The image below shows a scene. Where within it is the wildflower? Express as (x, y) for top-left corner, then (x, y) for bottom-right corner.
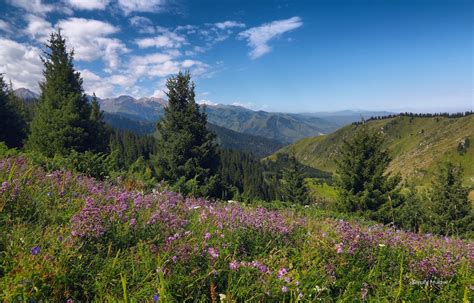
(67, 299), (73, 303)
(208, 247), (219, 258)
(361, 283), (368, 300)
(172, 256), (177, 263)
(219, 294), (227, 302)
(153, 294), (159, 302)
(47, 192), (52, 197)
(281, 286), (288, 293)
(335, 243), (343, 254)
(204, 232), (212, 240)
(378, 243), (386, 247)
(30, 246), (40, 256)
(277, 268), (287, 279)
(129, 218), (137, 226)
(229, 261), (239, 270)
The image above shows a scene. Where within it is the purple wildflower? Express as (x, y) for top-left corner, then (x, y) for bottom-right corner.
(281, 286), (288, 293)
(208, 247), (219, 258)
(30, 246), (40, 256)
(335, 243), (343, 254)
(153, 294), (159, 302)
(277, 268), (287, 279)
(229, 261), (239, 270)
(204, 232), (211, 240)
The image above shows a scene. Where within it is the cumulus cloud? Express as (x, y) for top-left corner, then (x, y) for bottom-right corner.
(135, 32), (186, 49)
(57, 18), (129, 71)
(24, 15), (53, 42)
(0, 38), (43, 92)
(65, 0), (111, 10)
(239, 16), (302, 59)
(214, 21), (245, 30)
(7, 0), (55, 15)
(117, 0), (166, 15)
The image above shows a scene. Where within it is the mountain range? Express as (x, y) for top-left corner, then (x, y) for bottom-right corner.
(13, 88), (392, 157)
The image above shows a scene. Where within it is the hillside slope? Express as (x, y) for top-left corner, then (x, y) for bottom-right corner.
(269, 115), (474, 186)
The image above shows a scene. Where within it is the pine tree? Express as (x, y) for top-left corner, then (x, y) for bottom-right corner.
(428, 162), (473, 236)
(335, 122), (402, 221)
(0, 74), (27, 148)
(280, 155), (309, 204)
(154, 71), (220, 197)
(27, 30), (93, 156)
(89, 93), (109, 152)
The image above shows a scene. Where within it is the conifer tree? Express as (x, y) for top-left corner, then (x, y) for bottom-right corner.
(280, 155), (309, 204)
(335, 122), (402, 221)
(428, 162), (473, 236)
(89, 93), (109, 152)
(154, 71), (220, 197)
(0, 74), (27, 148)
(27, 30), (93, 156)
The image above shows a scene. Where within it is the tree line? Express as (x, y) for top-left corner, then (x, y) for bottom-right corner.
(353, 111), (473, 125)
(0, 30), (302, 203)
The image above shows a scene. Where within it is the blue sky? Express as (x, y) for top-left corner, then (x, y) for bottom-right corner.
(0, 0), (472, 113)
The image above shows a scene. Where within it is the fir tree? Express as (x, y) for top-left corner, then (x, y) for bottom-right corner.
(428, 162), (473, 236)
(0, 74), (27, 148)
(89, 93), (109, 152)
(335, 122), (402, 221)
(154, 71), (220, 197)
(27, 30), (93, 156)
(280, 155), (309, 204)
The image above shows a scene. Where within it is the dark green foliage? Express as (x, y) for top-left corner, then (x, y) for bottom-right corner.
(457, 137), (470, 155)
(335, 123), (402, 221)
(153, 72), (220, 197)
(0, 75), (27, 148)
(395, 186), (427, 233)
(280, 155), (309, 204)
(89, 93), (110, 153)
(109, 130), (158, 170)
(27, 30), (94, 156)
(207, 123), (284, 158)
(218, 149), (270, 201)
(427, 162), (473, 236)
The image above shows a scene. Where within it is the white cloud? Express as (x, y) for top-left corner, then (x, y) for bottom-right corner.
(239, 16), (302, 59)
(24, 15), (53, 42)
(129, 16), (155, 34)
(153, 88), (167, 98)
(7, 0), (55, 15)
(80, 69), (115, 97)
(117, 0), (166, 14)
(57, 18), (129, 71)
(65, 0), (111, 10)
(197, 99), (217, 106)
(135, 32), (186, 49)
(0, 38), (43, 92)
(0, 20), (13, 34)
(214, 21), (245, 30)
(231, 101), (269, 111)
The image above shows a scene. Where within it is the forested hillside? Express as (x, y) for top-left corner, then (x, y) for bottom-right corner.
(270, 114), (474, 186)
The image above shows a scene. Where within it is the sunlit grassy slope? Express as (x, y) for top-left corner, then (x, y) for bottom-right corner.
(268, 115), (474, 187)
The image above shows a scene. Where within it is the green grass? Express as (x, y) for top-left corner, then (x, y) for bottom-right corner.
(269, 115), (474, 186)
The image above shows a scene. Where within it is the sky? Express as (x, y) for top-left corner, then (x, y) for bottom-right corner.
(0, 0), (472, 113)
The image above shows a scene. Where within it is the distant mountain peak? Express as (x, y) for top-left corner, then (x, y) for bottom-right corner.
(13, 88), (39, 101)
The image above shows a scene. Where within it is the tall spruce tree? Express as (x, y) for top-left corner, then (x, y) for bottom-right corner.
(154, 71), (220, 197)
(335, 122), (402, 221)
(89, 93), (109, 152)
(428, 162), (473, 236)
(280, 155), (309, 204)
(27, 30), (93, 156)
(0, 74), (27, 148)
